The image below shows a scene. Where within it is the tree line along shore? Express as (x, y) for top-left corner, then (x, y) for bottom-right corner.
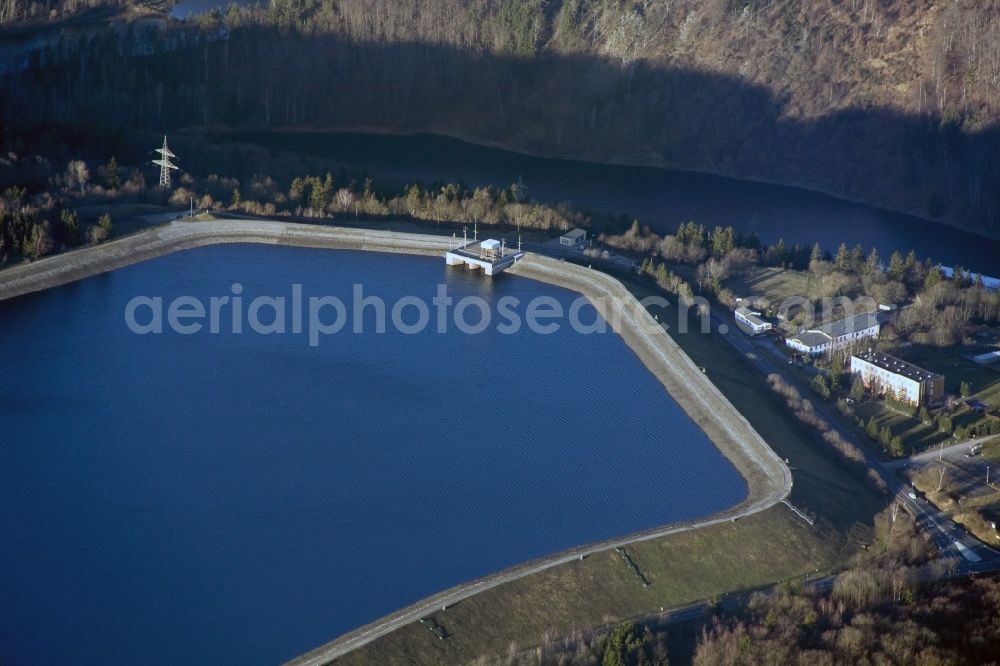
(4, 0), (1000, 238)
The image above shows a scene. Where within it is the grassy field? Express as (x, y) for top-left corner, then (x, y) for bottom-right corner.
(725, 267), (816, 304)
(337, 508), (845, 665)
(981, 437), (1000, 461)
(333, 274), (888, 665)
(772, 354), (953, 457)
(723, 266), (870, 316)
(980, 380), (1000, 410)
(893, 345), (1000, 448)
(900, 344), (1000, 404)
(853, 401), (950, 455)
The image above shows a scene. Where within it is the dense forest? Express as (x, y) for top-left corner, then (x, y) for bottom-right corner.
(0, 0), (135, 24)
(2, 0), (1000, 238)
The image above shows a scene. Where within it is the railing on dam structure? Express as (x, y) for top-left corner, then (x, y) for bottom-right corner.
(445, 239), (524, 276)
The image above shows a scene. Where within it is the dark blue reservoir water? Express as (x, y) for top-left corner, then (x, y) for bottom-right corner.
(171, 0), (255, 18)
(225, 131), (1000, 274)
(0, 245), (746, 665)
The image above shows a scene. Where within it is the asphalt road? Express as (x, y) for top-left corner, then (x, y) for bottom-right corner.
(899, 444), (999, 517)
(713, 311), (1000, 565)
(887, 433), (999, 468)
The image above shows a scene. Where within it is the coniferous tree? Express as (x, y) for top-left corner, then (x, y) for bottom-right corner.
(865, 247), (880, 274)
(88, 213), (112, 245)
(106, 156), (120, 189)
(924, 266), (944, 289)
(850, 377), (865, 402)
(850, 244), (865, 271)
(834, 243), (850, 271)
(830, 355), (844, 388)
(888, 251), (905, 280)
(60, 209), (80, 245)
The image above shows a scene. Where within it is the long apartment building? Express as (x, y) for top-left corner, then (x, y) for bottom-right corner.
(850, 349), (944, 406)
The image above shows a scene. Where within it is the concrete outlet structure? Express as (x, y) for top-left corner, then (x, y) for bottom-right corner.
(445, 239), (524, 276)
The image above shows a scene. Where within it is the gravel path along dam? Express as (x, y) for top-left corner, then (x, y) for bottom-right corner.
(0, 218), (792, 664)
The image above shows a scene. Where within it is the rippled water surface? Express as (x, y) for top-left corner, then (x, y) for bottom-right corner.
(0, 245), (746, 665)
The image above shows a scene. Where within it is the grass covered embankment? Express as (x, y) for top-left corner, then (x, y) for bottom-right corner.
(327, 273), (887, 665)
(0, 218), (883, 665)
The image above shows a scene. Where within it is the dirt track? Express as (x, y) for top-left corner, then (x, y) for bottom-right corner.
(0, 219), (791, 665)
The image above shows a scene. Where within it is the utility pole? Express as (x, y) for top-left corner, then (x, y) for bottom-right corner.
(153, 135), (178, 189)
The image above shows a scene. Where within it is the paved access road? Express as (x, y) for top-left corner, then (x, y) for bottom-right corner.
(714, 312), (1000, 566)
(887, 434), (999, 468)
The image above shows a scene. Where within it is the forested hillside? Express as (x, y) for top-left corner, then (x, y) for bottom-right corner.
(3, 0), (1000, 237)
(0, 0), (131, 24)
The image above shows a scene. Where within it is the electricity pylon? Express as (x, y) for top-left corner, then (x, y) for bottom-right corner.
(153, 135), (178, 189)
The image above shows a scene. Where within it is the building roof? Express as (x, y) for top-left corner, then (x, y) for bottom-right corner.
(561, 228), (587, 241)
(481, 239), (501, 250)
(791, 330), (831, 348)
(735, 306), (768, 328)
(789, 313), (879, 349)
(972, 350), (1000, 365)
(818, 312), (880, 339)
(852, 349), (942, 383)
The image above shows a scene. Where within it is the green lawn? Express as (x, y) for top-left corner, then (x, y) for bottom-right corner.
(337, 508), (847, 666)
(853, 401), (951, 455)
(899, 344), (1000, 406)
(978, 437), (1000, 462)
(726, 267), (815, 303)
(978, 377), (1000, 410)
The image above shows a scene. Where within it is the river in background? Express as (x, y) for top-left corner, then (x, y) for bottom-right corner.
(171, 0), (256, 18)
(225, 131), (1000, 275)
(0, 245), (746, 665)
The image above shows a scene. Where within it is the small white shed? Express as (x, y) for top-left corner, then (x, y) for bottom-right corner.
(480, 239), (501, 260)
